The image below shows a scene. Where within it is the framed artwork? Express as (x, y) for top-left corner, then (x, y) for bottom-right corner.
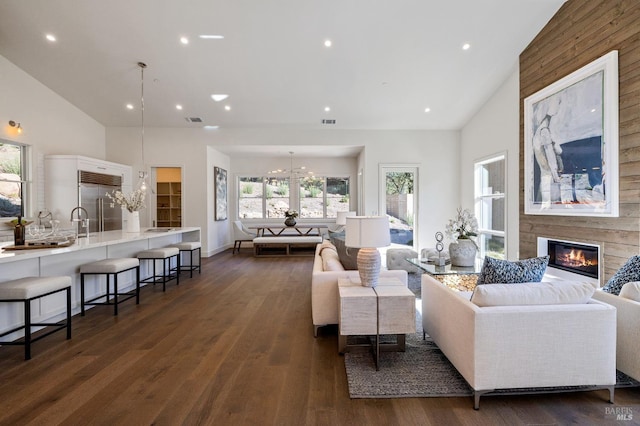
(214, 166), (228, 221)
(524, 50), (619, 217)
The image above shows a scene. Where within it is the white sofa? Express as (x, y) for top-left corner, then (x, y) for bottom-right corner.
(312, 243), (407, 336)
(593, 288), (640, 382)
(421, 274), (617, 409)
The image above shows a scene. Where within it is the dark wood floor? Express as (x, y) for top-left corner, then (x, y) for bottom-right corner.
(0, 250), (639, 425)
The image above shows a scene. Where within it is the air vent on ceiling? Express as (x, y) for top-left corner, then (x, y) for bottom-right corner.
(322, 119), (336, 125)
(185, 117), (203, 123)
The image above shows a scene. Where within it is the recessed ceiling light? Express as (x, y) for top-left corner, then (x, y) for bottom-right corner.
(224, 105), (231, 111)
(199, 35), (224, 39)
(424, 107), (431, 113)
(180, 37), (189, 45)
(462, 43), (471, 50)
(204, 125), (220, 129)
(176, 104), (183, 110)
(324, 39), (332, 47)
(324, 106), (331, 112)
(126, 104), (134, 110)
(591, 108), (597, 113)
(45, 34), (56, 42)
(211, 94), (229, 102)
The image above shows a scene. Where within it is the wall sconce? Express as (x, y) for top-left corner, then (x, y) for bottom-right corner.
(9, 120), (22, 134)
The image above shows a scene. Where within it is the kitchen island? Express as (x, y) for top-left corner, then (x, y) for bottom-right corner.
(0, 227), (200, 340)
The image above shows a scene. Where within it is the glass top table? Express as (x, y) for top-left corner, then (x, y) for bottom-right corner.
(406, 258), (483, 291)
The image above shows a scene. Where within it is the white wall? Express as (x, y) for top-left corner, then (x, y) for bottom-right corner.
(0, 54), (105, 221)
(460, 65), (520, 260)
(106, 126), (460, 255)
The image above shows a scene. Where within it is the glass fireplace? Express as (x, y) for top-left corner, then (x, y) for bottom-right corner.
(547, 240), (599, 279)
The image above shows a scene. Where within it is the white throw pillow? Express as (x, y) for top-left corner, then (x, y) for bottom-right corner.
(619, 281), (640, 302)
(470, 281), (596, 307)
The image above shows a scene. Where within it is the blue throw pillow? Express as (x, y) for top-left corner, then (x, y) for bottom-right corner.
(476, 256), (549, 285)
(602, 255), (640, 295)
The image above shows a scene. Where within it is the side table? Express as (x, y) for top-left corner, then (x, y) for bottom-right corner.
(338, 278), (415, 370)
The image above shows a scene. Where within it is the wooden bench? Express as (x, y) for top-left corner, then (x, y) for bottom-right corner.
(253, 236), (322, 256)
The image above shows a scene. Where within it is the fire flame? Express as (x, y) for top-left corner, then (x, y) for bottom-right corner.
(558, 249), (596, 267)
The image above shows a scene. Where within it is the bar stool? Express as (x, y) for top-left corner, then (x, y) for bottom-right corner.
(80, 258), (140, 316)
(0, 276), (72, 360)
(137, 247), (180, 291)
(168, 241), (201, 278)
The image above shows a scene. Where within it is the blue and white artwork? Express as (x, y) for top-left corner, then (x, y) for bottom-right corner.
(524, 51), (619, 217)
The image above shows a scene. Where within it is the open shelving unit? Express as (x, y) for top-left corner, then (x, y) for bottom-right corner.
(156, 181), (182, 227)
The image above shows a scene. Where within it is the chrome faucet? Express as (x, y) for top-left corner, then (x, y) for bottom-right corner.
(70, 206), (89, 238)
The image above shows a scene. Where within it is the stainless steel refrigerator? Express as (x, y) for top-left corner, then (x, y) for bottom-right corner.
(78, 170), (123, 232)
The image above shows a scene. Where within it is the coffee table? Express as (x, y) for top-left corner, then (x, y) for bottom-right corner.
(338, 278), (415, 370)
(406, 258), (482, 291)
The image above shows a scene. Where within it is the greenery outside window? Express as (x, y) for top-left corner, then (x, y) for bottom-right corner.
(299, 176), (349, 219)
(474, 154), (506, 259)
(238, 176), (290, 219)
(0, 141), (28, 219)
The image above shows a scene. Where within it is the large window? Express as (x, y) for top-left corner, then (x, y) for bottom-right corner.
(0, 140), (28, 219)
(238, 176), (290, 219)
(238, 175), (349, 219)
(300, 176), (350, 219)
(474, 154), (506, 259)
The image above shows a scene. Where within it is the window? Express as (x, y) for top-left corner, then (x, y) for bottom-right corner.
(300, 176), (350, 219)
(238, 175), (349, 220)
(238, 176), (290, 219)
(0, 140), (28, 219)
(474, 154), (506, 259)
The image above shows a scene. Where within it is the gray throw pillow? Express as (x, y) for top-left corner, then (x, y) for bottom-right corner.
(602, 255), (640, 296)
(476, 256), (549, 285)
(329, 234), (359, 270)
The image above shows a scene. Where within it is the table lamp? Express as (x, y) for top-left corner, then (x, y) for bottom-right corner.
(334, 211), (356, 232)
(345, 216), (391, 287)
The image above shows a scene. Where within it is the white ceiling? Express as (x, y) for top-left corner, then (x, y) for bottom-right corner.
(0, 0), (566, 132)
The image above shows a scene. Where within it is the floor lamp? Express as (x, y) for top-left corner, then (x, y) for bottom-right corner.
(345, 216), (390, 287)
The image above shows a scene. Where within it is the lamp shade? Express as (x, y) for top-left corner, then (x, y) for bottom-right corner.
(335, 211), (356, 226)
(345, 216), (390, 248)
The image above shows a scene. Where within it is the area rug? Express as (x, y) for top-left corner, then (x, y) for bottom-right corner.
(344, 332), (640, 399)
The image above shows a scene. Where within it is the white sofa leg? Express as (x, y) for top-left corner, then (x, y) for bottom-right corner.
(314, 325), (320, 337)
(607, 386), (615, 404)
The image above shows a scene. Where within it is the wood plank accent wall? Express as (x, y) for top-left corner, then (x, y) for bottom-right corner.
(519, 0), (640, 284)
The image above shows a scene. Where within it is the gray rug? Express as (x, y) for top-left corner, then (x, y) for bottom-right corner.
(346, 278), (640, 399)
(344, 331), (640, 399)
(344, 333), (473, 398)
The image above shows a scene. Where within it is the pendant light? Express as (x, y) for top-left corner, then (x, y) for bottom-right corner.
(137, 61), (148, 191)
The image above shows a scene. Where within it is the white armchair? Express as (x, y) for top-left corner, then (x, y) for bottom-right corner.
(233, 220), (256, 254)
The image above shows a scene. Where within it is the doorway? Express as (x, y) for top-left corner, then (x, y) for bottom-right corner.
(152, 167), (182, 228)
(379, 165), (418, 250)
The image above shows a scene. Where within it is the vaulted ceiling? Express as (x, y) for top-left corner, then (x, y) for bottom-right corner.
(0, 0), (566, 131)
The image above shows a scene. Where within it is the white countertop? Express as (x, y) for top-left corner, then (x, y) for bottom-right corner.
(0, 227), (200, 264)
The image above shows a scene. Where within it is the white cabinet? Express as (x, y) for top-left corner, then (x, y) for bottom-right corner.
(44, 155), (133, 224)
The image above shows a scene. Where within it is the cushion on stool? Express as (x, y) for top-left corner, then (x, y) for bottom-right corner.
(138, 247), (179, 259)
(80, 258), (140, 274)
(170, 242), (201, 250)
(0, 276), (72, 300)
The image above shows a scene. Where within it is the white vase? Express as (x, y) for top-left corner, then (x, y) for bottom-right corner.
(448, 239), (477, 267)
(126, 211), (140, 233)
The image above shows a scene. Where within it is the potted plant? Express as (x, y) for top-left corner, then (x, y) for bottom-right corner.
(284, 209), (298, 227)
(445, 207), (478, 266)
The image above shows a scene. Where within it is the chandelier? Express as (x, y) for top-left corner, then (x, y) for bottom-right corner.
(267, 151), (314, 181)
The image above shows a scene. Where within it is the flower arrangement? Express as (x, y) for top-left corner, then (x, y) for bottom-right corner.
(445, 207), (478, 241)
(285, 209), (299, 218)
(106, 188), (146, 213)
